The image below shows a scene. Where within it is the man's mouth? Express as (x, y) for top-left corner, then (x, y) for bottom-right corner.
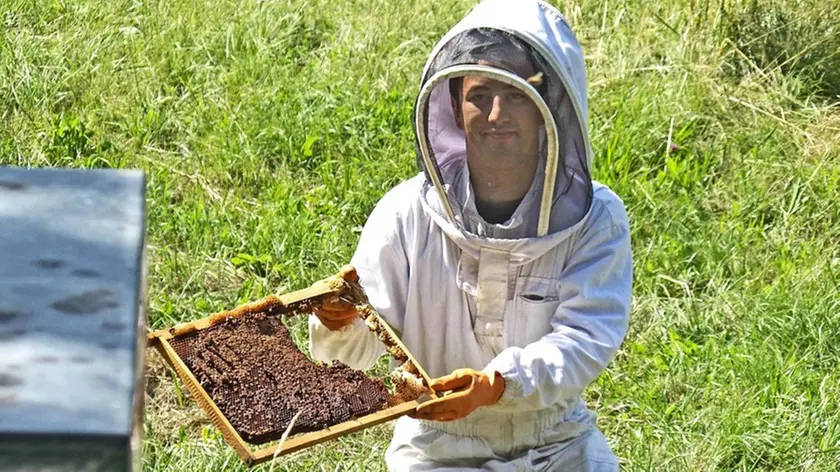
(485, 131), (517, 140)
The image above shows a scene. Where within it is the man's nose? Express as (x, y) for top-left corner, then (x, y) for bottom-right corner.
(487, 95), (508, 124)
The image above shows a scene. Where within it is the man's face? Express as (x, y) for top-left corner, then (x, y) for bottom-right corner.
(453, 60), (543, 173)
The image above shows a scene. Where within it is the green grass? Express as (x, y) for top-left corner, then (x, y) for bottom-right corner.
(2, 0), (839, 470)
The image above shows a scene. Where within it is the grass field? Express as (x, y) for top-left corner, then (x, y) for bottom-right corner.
(2, 0), (840, 470)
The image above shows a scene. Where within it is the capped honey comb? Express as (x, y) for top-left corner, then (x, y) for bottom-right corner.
(169, 312), (393, 444)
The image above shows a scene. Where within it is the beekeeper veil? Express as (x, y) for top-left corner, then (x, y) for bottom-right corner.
(415, 0), (593, 240)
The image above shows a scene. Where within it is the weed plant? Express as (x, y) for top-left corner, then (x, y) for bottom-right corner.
(1, 0), (838, 470)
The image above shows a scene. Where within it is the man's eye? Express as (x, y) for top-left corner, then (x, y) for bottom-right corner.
(468, 93), (487, 102)
(510, 92), (528, 101)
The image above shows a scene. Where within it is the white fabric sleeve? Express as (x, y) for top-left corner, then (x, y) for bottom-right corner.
(484, 216), (632, 412)
(308, 315), (381, 370)
(308, 196), (410, 372)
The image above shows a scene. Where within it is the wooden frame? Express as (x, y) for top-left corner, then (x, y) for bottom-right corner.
(147, 266), (430, 466)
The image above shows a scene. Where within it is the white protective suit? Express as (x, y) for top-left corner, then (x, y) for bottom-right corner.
(310, 0), (632, 470)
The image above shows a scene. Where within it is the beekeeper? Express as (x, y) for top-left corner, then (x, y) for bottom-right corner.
(309, 0), (632, 469)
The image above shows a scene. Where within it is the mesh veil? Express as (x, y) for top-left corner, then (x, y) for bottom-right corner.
(414, 27), (592, 238)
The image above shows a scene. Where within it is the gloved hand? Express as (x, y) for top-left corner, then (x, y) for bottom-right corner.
(411, 368), (505, 422)
(312, 297), (359, 331)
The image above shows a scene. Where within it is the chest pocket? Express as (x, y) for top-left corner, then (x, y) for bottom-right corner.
(511, 275), (562, 347)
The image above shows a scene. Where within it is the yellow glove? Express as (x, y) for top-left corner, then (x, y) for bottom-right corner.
(411, 368), (505, 422)
(312, 297), (358, 331)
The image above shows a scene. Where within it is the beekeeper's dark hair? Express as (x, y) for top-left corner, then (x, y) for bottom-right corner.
(438, 28), (550, 115)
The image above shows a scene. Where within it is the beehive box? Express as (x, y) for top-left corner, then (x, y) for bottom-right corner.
(0, 168), (146, 472)
(147, 266), (433, 466)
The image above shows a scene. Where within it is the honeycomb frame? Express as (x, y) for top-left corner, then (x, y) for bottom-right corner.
(146, 266), (434, 466)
